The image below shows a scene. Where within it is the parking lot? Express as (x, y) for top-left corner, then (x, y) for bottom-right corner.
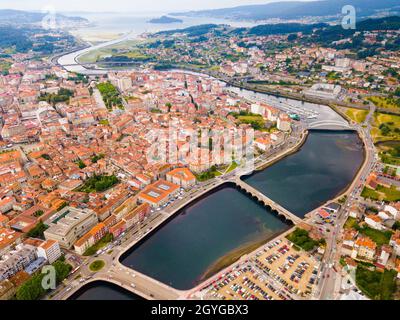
(199, 236), (320, 300)
(204, 265), (291, 300)
(252, 238), (319, 297)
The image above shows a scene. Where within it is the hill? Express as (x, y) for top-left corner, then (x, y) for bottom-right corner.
(148, 16), (183, 24)
(0, 9), (88, 27)
(170, 0), (400, 21)
(246, 16), (400, 36)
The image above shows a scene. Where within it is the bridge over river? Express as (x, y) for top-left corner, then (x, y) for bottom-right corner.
(307, 119), (352, 130)
(233, 178), (302, 225)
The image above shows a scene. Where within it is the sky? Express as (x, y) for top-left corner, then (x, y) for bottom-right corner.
(0, 0), (311, 13)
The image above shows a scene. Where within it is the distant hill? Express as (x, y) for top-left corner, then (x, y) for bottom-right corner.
(170, 0), (400, 21)
(248, 22), (327, 35)
(0, 9), (88, 26)
(0, 25), (76, 54)
(245, 16), (400, 36)
(156, 24), (220, 36)
(148, 16), (183, 24)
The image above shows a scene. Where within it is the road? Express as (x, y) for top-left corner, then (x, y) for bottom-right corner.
(316, 104), (377, 300)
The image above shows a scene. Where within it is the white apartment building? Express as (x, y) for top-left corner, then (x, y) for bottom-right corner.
(37, 239), (62, 264)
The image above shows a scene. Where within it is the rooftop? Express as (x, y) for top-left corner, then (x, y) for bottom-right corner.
(138, 179), (179, 204)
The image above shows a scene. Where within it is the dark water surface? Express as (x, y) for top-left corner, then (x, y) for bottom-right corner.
(243, 130), (364, 217)
(69, 281), (142, 300)
(120, 185), (289, 290)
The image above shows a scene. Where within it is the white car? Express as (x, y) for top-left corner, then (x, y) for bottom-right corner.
(131, 283), (136, 288)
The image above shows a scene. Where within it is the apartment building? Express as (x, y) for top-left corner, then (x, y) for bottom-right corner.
(166, 167), (196, 189)
(74, 222), (108, 255)
(44, 206), (98, 249)
(137, 179), (179, 208)
(37, 239), (62, 264)
(0, 244), (37, 280)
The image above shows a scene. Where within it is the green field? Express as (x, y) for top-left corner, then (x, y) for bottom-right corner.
(195, 166), (223, 182)
(371, 112), (400, 143)
(357, 226), (393, 246)
(368, 96), (400, 110)
(356, 265), (397, 300)
(377, 141), (400, 165)
(77, 39), (150, 63)
(97, 82), (123, 111)
(115, 50), (153, 61)
(99, 119), (110, 126)
(77, 174), (119, 193)
(0, 60), (11, 74)
(345, 108), (369, 124)
(229, 111), (266, 131)
(237, 115), (265, 129)
(286, 228), (323, 251)
(361, 185), (400, 202)
(226, 162), (238, 173)
(344, 217), (358, 229)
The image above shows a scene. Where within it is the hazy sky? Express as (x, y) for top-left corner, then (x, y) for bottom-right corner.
(0, 0), (311, 13)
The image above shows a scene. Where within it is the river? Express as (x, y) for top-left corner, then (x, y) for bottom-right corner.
(243, 130), (365, 217)
(120, 183), (290, 290)
(68, 281), (142, 300)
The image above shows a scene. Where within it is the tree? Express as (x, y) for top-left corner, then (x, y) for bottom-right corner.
(77, 160), (86, 169)
(27, 220), (48, 239)
(53, 260), (72, 283)
(16, 273), (46, 300)
(16, 259), (72, 300)
(33, 210), (44, 218)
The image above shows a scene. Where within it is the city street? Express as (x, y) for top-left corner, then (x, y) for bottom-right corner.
(316, 104), (377, 300)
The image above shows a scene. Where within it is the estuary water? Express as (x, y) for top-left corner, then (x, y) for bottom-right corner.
(243, 130), (365, 217)
(120, 184), (290, 290)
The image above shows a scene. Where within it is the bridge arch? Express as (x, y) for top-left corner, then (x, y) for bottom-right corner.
(308, 120), (351, 130)
(233, 180), (300, 225)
